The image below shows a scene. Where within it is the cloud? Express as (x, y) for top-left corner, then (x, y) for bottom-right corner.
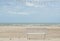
(25, 0), (60, 8)
(25, 1), (44, 8)
(26, 2), (34, 6)
(17, 12), (29, 15)
(0, 8), (29, 15)
(25, 2), (42, 8)
(0, 0), (30, 16)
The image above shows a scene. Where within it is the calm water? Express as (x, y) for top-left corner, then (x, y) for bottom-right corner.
(0, 23), (60, 26)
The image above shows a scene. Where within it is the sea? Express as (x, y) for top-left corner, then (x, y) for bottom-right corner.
(0, 23), (60, 27)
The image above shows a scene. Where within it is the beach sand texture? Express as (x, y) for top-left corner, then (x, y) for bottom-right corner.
(0, 25), (60, 41)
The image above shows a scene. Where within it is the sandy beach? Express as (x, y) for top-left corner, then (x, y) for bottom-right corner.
(0, 25), (60, 41)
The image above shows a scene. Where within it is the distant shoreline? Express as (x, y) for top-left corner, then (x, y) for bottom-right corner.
(0, 23), (60, 26)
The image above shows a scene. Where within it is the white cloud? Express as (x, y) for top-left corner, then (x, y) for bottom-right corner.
(26, 2), (34, 7)
(6, 10), (29, 15)
(0, 7), (29, 16)
(25, 1), (42, 8)
(25, 2), (41, 8)
(17, 12), (29, 15)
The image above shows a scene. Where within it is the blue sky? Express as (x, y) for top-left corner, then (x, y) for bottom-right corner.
(0, 0), (60, 23)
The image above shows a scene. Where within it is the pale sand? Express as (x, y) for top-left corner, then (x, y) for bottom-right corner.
(0, 38), (60, 41)
(0, 26), (60, 41)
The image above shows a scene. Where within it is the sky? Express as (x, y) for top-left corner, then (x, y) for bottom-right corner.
(0, 0), (60, 23)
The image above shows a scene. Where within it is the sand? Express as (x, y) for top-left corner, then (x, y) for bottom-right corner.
(0, 38), (60, 41)
(0, 25), (60, 41)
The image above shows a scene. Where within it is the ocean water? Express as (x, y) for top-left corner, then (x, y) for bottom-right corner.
(0, 23), (60, 26)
